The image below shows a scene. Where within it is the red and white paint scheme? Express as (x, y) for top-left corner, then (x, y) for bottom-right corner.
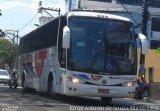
(18, 10), (148, 104)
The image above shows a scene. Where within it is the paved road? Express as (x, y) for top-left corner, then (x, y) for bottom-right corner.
(0, 84), (160, 111)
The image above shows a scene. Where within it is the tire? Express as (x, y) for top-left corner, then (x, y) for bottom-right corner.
(13, 80), (17, 89)
(101, 97), (112, 105)
(22, 74), (27, 92)
(10, 84), (12, 89)
(48, 78), (54, 97)
(14, 84), (17, 89)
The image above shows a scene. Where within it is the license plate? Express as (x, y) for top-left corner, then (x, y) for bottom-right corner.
(98, 89), (109, 93)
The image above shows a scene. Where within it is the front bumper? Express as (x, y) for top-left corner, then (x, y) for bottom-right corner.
(65, 82), (135, 98)
(0, 79), (10, 84)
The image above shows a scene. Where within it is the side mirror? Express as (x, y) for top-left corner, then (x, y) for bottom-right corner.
(62, 26), (70, 49)
(138, 33), (148, 55)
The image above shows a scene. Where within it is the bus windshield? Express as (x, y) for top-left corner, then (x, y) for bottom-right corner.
(67, 17), (137, 75)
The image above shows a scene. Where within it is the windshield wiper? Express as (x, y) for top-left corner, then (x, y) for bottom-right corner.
(87, 48), (102, 72)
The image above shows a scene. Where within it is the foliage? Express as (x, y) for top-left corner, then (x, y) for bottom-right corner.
(0, 38), (17, 69)
(156, 47), (160, 54)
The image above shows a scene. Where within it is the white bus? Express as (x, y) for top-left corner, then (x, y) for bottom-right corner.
(18, 11), (148, 104)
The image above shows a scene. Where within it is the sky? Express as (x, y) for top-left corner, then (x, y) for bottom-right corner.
(0, 0), (66, 37)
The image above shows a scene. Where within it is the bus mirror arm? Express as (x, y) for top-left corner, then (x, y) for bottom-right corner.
(62, 26), (70, 72)
(135, 34), (138, 38)
(62, 26), (70, 49)
(138, 33), (148, 55)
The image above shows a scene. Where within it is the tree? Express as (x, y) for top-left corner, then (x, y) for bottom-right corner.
(0, 29), (5, 38)
(0, 38), (17, 69)
(156, 47), (160, 54)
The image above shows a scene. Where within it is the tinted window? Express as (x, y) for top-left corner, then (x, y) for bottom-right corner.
(150, 40), (160, 49)
(66, 17), (136, 74)
(117, 0), (143, 6)
(152, 18), (160, 31)
(117, 0), (160, 8)
(19, 17), (61, 54)
(148, 0), (160, 8)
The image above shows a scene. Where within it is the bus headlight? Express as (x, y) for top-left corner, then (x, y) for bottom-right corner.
(67, 77), (85, 84)
(72, 78), (80, 84)
(122, 81), (136, 87)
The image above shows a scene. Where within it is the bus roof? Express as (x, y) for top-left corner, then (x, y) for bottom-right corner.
(21, 11), (132, 39)
(67, 11), (132, 23)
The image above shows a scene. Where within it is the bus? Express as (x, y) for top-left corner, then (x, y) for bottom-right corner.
(18, 11), (148, 104)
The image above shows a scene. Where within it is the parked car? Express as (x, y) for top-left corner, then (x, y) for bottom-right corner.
(0, 69), (10, 85)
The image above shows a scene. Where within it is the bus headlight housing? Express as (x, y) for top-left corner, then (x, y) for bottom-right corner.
(67, 77), (85, 84)
(122, 81), (136, 87)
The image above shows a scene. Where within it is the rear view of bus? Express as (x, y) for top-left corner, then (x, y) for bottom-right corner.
(61, 11), (138, 103)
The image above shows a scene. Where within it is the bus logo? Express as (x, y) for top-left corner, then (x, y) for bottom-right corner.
(91, 75), (103, 81)
(102, 79), (107, 85)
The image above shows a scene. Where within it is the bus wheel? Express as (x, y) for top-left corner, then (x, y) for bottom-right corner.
(10, 84), (12, 89)
(48, 78), (55, 98)
(22, 74), (27, 93)
(101, 97), (112, 105)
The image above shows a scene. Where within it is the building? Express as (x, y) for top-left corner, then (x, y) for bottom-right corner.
(65, 0), (160, 83)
